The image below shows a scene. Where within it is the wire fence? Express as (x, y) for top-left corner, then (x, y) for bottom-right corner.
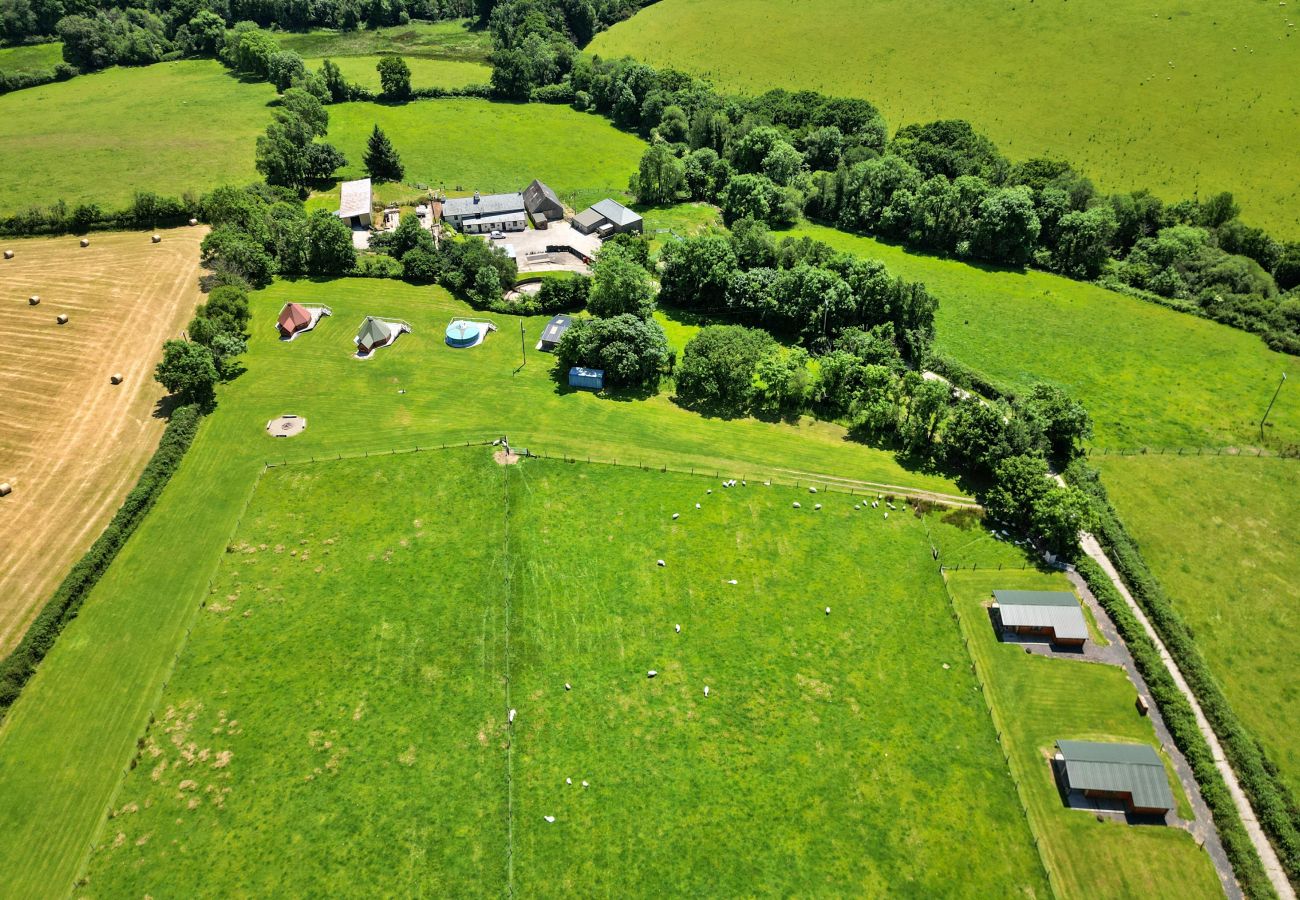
(1088, 444), (1300, 459)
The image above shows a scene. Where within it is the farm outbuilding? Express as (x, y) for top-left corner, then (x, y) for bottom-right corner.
(442, 191), (527, 233)
(569, 367), (604, 390)
(992, 590), (1088, 646)
(337, 178), (373, 228)
(572, 199), (643, 237)
(537, 314), (573, 351)
(524, 179), (564, 229)
(1055, 740), (1175, 816)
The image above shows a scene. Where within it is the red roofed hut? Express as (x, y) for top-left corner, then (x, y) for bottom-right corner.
(277, 302), (313, 338)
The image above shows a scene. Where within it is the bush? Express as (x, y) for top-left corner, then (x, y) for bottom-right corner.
(0, 405), (202, 717)
(554, 314), (669, 389)
(674, 324), (776, 414)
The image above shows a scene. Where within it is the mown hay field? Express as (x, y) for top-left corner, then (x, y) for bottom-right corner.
(0, 227), (206, 654)
(591, 0), (1300, 237)
(947, 568), (1223, 899)
(0, 61), (277, 214)
(791, 223), (1300, 450)
(82, 449), (1048, 896)
(0, 276), (963, 898)
(1095, 454), (1300, 797)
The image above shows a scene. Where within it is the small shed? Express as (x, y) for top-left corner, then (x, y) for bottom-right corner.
(993, 590), (1088, 646)
(1055, 740), (1175, 816)
(277, 302), (313, 338)
(569, 367), (604, 390)
(337, 178), (373, 228)
(537, 314), (573, 351)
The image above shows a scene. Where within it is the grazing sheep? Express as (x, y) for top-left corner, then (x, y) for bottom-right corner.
(814, 504), (822, 510)
(695, 503), (702, 510)
(883, 512), (889, 520)
(672, 513), (679, 520)
(792, 501), (801, 509)
(871, 501), (878, 509)
(675, 624), (681, 633)
(726, 579), (737, 585)
(825, 607), (831, 615)
(707, 489), (712, 494)
(657, 559), (665, 567)
(854, 504), (860, 510)
(566, 777), (572, 785)
(565, 683), (571, 691)
(703, 686), (710, 697)
(544, 815), (556, 823)
(809, 487), (817, 494)
(647, 670), (657, 678)
(942, 663), (950, 670)
(508, 708), (517, 724)
(582, 780), (589, 788)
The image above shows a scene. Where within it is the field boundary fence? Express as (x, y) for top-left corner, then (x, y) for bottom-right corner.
(1088, 444), (1300, 459)
(261, 438), (979, 507)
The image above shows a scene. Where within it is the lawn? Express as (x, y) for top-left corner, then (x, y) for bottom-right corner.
(790, 223), (1300, 450)
(0, 41), (62, 74)
(1095, 453), (1300, 797)
(590, 0), (1300, 238)
(323, 99), (645, 211)
(946, 569), (1224, 899)
(0, 274), (966, 898)
(82, 449), (1048, 896)
(0, 61), (276, 214)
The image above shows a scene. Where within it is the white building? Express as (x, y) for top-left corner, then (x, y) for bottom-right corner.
(442, 191), (527, 233)
(336, 178), (373, 228)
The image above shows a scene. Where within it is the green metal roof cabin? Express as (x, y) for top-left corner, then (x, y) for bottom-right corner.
(1056, 740), (1175, 816)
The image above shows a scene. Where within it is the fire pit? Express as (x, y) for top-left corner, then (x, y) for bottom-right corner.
(266, 414), (307, 437)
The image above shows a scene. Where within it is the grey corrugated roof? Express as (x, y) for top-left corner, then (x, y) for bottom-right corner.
(467, 211), (527, 226)
(1058, 740), (1175, 811)
(994, 590), (1087, 641)
(524, 179), (562, 212)
(573, 208), (605, 230)
(443, 192), (525, 219)
(337, 178), (372, 219)
(590, 198), (641, 226)
(541, 314), (572, 343)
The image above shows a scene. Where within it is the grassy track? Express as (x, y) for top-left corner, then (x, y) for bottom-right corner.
(83, 450), (1048, 895)
(0, 277), (963, 899)
(591, 0), (1300, 237)
(790, 223), (1300, 449)
(1095, 454), (1300, 797)
(0, 42), (62, 73)
(0, 61), (276, 214)
(946, 569), (1224, 898)
(323, 100), (645, 210)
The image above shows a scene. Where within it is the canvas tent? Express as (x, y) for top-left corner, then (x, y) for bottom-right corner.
(277, 302), (313, 338)
(992, 590), (1088, 646)
(1056, 740), (1175, 816)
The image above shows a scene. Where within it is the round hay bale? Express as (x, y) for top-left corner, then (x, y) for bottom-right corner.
(0, 482), (11, 497)
(28, 295), (39, 306)
(110, 373), (123, 385)
(56, 313), (68, 325)
(188, 218), (198, 227)
(3, 249), (13, 259)
(79, 238), (90, 248)
(151, 234), (162, 244)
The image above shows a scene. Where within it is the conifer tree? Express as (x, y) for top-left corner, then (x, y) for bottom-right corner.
(363, 125), (404, 183)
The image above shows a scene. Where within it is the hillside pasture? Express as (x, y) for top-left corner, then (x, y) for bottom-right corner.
(0, 275), (966, 899)
(0, 61), (275, 214)
(0, 42), (62, 74)
(591, 0), (1300, 237)
(791, 223), (1300, 450)
(947, 569), (1224, 899)
(83, 449), (1049, 896)
(0, 227), (206, 655)
(314, 55), (489, 92)
(1095, 454), (1300, 797)
(275, 20), (491, 63)
(322, 99), (645, 212)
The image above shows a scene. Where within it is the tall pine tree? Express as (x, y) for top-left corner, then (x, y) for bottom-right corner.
(363, 125), (404, 183)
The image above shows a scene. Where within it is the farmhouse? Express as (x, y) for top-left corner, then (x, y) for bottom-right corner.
(354, 316), (405, 354)
(537, 314), (573, 351)
(1055, 740), (1175, 816)
(523, 179), (565, 229)
(572, 199), (643, 237)
(336, 178), (373, 228)
(992, 590), (1088, 646)
(277, 303), (312, 338)
(442, 191), (527, 233)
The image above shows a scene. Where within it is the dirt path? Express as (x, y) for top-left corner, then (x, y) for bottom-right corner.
(0, 228), (207, 654)
(1077, 531), (1295, 900)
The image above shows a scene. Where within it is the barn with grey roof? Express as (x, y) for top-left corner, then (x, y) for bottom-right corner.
(523, 179), (564, 229)
(992, 590), (1088, 646)
(1055, 740), (1175, 816)
(572, 199), (643, 237)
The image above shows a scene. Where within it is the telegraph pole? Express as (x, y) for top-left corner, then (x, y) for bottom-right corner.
(1259, 372), (1287, 442)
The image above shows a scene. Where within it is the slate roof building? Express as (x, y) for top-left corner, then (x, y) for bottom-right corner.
(572, 199), (643, 237)
(523, 179), (564, 229)
(442, 191), (527, 233)
(337, 178), (373, 227)
(537, 314), (573, 351)
(993, 590), (1089, 646)
(1055, 740), (1176, 816)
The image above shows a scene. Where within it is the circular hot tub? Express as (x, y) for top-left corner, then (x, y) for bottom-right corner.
(445, 320), (483, 348)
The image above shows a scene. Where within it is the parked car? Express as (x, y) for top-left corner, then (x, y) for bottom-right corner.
(489, 230), (505, 240)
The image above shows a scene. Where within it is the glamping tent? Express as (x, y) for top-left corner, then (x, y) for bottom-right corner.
(277, 303), (313, 338)
(355, 316), (403, 354)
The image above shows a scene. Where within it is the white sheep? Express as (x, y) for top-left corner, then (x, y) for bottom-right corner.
(809, 486), (818, 494)
(814, 503), (822, 510)
(726, 579), (738, 585)
(695, 503), (702, 510)
(883, 512), (889, 520)
(566, 777), (572, 784)
(582, 780), (589, 788)
(672, 513), (679, 520)
(544, 815), (556, 823)
(508, 708), (517, 724)
(657, 559), (666, 567)
(647, 670), (657, 678)
(703, 686), (710, 697)
(825, 607), (831, 615)
(565, 683), (572, 691)
(675, 624), (681, 633)
(793, 501), (801, 509)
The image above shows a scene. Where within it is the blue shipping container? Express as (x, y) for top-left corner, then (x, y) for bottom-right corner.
(568, 367), (605, 390)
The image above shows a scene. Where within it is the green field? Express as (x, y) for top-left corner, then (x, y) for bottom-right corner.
(947, 569), (1223, 898)
(82, 449), (1048, 895)
(275, 20), (492, 63)
(322, 99), (645, 211)
(0, 61), (275, 213)
(0, 274), (969, 899)
(790, 223), (1300, 450)
(1096, 454), (1300, 797)
(0, 41), (62, 74)
(591, 0), (1300, 237)
(316, 55), (489, 91)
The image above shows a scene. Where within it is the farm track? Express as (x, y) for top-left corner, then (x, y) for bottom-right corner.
(0, 228), (206, 653)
